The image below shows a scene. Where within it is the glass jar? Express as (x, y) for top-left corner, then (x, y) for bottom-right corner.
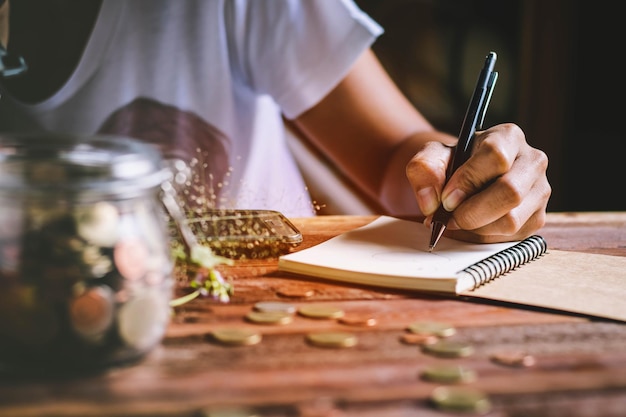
(0, 133), (174, 375)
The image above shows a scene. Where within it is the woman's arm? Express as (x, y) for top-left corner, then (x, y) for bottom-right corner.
(294, 49), (550, 243)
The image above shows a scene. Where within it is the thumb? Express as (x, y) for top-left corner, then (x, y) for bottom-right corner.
(406, 141), (452, 216)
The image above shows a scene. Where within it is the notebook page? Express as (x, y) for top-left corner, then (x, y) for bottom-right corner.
(279, 216), (520, 293)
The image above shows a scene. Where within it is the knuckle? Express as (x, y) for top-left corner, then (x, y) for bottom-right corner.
(500, 213), (524, 235)
(497, 175), (524, 207)
(533, 209), (547, 230)
(406, 149), (446, 178)
(499, 123), (524, 141)
(458, 168), (483, 191)
(477, 137), (511, 172)
(541, 181), (552, 202)
(529, 146), (549, 170)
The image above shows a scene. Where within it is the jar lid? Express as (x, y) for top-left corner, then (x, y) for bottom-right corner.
(0, 133), (171, 200)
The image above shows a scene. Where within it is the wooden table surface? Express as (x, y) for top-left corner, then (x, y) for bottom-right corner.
(1, 212), (626, 417)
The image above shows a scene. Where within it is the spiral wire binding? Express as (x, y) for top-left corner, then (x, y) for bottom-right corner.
(459, 235), (548, 290)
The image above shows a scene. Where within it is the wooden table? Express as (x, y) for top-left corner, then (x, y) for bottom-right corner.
(1, 212), (626, 417)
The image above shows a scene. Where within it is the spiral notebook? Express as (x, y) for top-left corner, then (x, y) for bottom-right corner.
(279, 216), (626, 322)
(279, 216), (546, 293)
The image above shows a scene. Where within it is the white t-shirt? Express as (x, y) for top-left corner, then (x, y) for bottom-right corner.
(0, 0), (383, 217)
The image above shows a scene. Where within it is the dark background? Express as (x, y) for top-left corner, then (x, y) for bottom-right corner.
(357, 0), (624, 212)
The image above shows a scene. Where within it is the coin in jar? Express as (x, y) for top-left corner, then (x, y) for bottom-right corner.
(75, 201), (120, 247)
(81, 245), (113, 278)
(3, 299), (59, 347)
(69, 285), (115, 342)
(117, 290), (170, 351)
(113, 238), (149, 281)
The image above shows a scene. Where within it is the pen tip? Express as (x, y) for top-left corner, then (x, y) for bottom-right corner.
(428, 221), (446, 253)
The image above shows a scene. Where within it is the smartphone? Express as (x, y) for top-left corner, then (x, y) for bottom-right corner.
(178, 209), (303, 259)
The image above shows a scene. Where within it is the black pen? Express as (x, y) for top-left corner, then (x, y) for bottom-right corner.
(428, 51), (498, 252)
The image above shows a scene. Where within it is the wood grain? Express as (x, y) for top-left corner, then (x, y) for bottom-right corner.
(1, 212), (625, 417)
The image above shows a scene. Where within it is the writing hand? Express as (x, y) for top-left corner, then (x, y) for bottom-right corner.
(407, 123), (551, 243)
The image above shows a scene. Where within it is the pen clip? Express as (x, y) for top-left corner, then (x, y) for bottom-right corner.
(477, 71), (498, 130)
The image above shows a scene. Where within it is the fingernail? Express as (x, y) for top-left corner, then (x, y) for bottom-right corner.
(416, 187), (439, 215)
(442, 189), (466, 212)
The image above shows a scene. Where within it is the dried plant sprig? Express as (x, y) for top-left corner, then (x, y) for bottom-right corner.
(169, 241), (234, 306)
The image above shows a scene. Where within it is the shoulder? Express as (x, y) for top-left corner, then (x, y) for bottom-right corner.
(224, 0), (381, 34)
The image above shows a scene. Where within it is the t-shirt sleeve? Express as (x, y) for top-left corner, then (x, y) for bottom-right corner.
(228, 0), (383, 120)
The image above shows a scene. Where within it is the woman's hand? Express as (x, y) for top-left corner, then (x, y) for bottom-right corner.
(407, 123), (551, 243)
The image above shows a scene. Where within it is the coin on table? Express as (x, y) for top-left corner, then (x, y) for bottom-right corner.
(298, 304), (344, 319)
(212, 328), (262, 346)
(407, 321), (456, 337)
(276, 288), (314, 298)
(245, 310), (293, 325)
(420, 364), (477, 384)
(200, 406), (259, 417)
(490, 350), (536, 368)
(399, 333), (439, 346)
(338, 313), (377, 327)
(253, 301), (296, 314)
(113, 238), (149, 281)
(423, 339), (475, 358)
(306, 332), (358, 348)
(430, 386), (492, 414)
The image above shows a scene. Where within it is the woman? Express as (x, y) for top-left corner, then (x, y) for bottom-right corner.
(0, 0), (550, 243)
